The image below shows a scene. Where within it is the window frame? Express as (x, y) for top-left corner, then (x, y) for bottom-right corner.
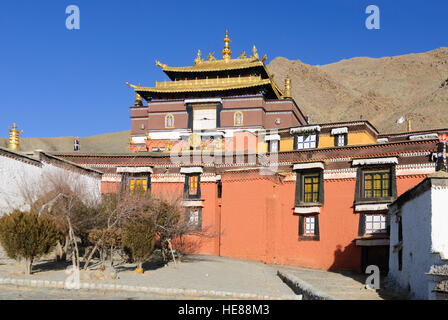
(185, 207), (202, 231)
(334, 133), (348, 147)
(126, 174), (151, 193)
(298, 214), (320, 241)
(295, 170), (324, 206)
(293, 134), (319, 150)
(184, 174), (201, 199)
(364, 213), (388, 234)
(267, 139), (280, 153)
(355, 165), (397, 204)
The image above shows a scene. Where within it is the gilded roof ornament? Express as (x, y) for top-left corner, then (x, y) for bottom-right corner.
(207, 52), (216, 61)
(222, 30), (232, 61)
(194, 50), (204, 65)
(252, 46), (259, 60)
(238, 51), (248, 59)
(126, 81), (137, 89)
(155, 60), (168, 68)
(260, 54), (267, 63)
(8, 123), (23, 152)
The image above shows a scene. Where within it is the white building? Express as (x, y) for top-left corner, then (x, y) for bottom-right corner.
(0, 146), (102, 214)
(388, 170), (448, 300)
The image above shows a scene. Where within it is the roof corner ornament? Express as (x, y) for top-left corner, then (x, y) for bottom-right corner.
(194, 50), (204, 64)
(260, 54), (267, 63)
(8, 122), (23, 152)
(125, 81), (137, 89)
(155, 60), (167, 68)
(222, 30), (232, 61)
(252, 45), (259, 60)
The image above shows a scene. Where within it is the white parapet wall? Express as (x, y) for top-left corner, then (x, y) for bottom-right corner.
(388, 172), (448, 299)
(0, 148), (102, 215)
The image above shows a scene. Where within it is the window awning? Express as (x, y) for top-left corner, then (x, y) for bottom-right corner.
(293, 162), (325, 171)
(409, 133), (439, 141)
(264, 134), (281, 141)
(294, 206), (321, 214)
(331, 127), (348, 135)
(352, 157), (398, 166)
(116, 166), (153, 174)
(180, 167), (203, 174)
(355, 238), (389, 246)
(290, 125), (321, 135)
(354, 203), (389, 212)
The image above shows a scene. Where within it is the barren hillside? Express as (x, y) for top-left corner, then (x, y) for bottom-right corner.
(0, 130), (131, 153)
(268, 47), (448, 133)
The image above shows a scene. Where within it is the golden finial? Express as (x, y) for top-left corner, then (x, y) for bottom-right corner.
(134, 82), (143, 107)
(8, 123), (23, 152)
(222, 30), (232, 61)
(284, 75), (291, 98)
(260, 54), (267, 63)
(194, 50), (204, 64)
(207, 52), (216, 61)
(252, 45), (259, 60)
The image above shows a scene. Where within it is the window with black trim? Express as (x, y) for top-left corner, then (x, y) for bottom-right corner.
(334, 133), (347, 146)
(267, 140), (279, 153)
(355, 166), (396, 203)
(128, 175), (151, 192)
(365, 213), (387, 234)
(294, 134), (318, 150)
(185, 207), (202, 230)
(184, 174), (201, 199)
(298, 214), (320, 241)
(295, 170), (324, 206)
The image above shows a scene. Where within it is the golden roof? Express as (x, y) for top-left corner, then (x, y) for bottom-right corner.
(127, 76), (273, 94)
(126, 31), (287, 100)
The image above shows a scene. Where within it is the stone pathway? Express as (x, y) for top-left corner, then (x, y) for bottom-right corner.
(277, 265), (403, 300)
(0, 255), (298, 300)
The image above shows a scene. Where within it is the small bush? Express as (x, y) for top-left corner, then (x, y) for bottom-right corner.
(0, 210), (58, 274)
(122, 216), (156, 270)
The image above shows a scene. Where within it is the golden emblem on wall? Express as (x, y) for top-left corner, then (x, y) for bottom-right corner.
(189, 132), (201, 150)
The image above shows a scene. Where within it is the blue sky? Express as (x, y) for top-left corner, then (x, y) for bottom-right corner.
(0, 0), (447, 137)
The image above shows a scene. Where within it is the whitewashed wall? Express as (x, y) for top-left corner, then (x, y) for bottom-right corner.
(0, 155), (42, 214)
(0, 153), (101, 215)
(389, 181), (448, 299)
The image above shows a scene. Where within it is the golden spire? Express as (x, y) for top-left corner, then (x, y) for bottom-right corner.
(134, 83), (143, 107)
(252, 45), (259, 60)
(8, 123), (23, 152)
(222, 30), (232, 61)
(284, 75), (291, 98)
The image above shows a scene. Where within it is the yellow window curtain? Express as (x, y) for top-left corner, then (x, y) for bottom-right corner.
(189, 176), (198, 195)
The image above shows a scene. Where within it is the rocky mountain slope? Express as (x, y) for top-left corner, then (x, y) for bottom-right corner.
(268, 47), (448, 133)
